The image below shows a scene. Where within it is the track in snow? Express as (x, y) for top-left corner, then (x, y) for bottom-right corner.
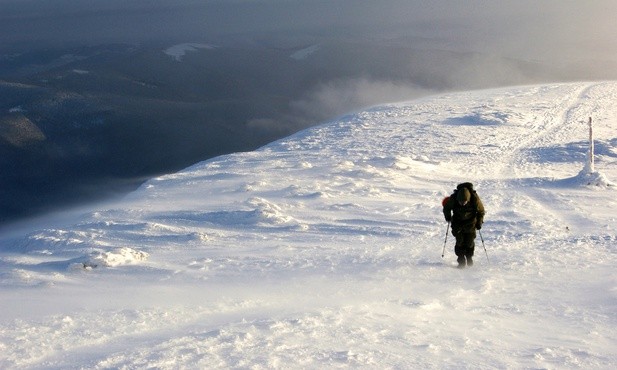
(1, 82), (616, 369)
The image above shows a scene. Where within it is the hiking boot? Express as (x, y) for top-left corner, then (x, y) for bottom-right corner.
(457, 256), (466, 268)
(466, 256), (473, 267)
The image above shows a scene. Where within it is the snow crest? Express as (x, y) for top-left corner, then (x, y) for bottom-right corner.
(84, 247), (149, 268)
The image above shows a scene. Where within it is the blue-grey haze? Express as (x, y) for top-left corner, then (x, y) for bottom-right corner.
(1, 0), (616, 225)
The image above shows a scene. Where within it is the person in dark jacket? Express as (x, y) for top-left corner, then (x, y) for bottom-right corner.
(443, 183), (485, 268)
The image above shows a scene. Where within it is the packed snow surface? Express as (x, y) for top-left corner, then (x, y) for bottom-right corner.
(1, 82), (616, 369)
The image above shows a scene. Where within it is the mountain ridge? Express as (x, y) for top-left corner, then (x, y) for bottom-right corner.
(0, 82), (615, 368)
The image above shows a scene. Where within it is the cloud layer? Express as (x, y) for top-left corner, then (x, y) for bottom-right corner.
(2, 0), (617, 64)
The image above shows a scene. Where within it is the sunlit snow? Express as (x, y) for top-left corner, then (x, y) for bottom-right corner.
(0, 82), (616, 369)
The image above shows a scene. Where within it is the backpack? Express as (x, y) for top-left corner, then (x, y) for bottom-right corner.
(452, 182), (477, 205)
(456, 182), (474, 192)
(441, 196), (450, 207)
(442, 183), (476, 207)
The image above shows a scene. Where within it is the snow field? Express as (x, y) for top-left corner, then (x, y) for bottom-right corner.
(0, 82), (616, 368)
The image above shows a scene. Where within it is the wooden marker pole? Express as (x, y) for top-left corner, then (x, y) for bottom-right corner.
(588, 117), (594, 173)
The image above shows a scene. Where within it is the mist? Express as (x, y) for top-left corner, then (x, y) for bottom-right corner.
(3, 1), (617, 60)
(1, 0), (617, 226)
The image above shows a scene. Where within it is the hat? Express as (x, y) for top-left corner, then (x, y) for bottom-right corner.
(457, 188), (470, 204)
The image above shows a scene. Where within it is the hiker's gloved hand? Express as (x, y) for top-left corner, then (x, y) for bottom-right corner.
(476, 223), (482, 230)
(445, 215), (451, 222)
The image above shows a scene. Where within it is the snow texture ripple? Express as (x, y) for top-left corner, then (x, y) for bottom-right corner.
(0, 82), (616, 369)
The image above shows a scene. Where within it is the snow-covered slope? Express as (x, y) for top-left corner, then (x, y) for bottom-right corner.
(1, 82), (616, 369)
(164, 43), (216, 61)
(290, 44), (320, 60)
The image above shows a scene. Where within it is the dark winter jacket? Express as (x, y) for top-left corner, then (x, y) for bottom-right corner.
(443, 184), (485, 233)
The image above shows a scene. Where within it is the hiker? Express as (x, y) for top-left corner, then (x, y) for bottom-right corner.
(442, 182), (485, 268)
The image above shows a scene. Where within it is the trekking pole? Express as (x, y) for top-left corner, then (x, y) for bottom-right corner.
(479, 229), (489, 263)
(441, 222), (450, 258)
